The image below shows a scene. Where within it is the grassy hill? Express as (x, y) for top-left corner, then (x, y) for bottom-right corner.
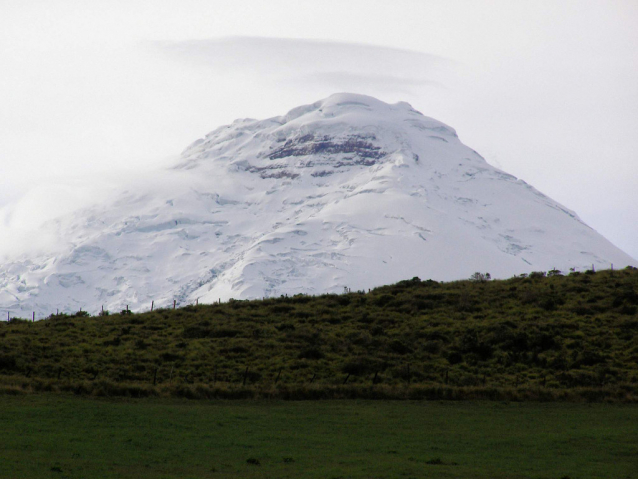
(1, 267), (637, 400)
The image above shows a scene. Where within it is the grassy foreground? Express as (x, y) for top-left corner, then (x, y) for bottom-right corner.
(0, 395), (636, 479)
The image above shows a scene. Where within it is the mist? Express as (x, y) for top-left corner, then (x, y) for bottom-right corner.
(1, 1), (636, 260)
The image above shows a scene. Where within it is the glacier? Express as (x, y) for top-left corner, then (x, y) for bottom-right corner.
(1, 93), (636, 317)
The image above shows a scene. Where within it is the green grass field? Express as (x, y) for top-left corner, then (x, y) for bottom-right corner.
(1, 395), (636, 479)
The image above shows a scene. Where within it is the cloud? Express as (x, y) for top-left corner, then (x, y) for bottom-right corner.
(293, 71), (444, 96)
(156, 36), (451, 95)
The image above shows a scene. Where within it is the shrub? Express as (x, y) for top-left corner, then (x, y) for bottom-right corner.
(469, 272), (491, 282)
(0, 354), (17, 371)
(374, 294), (394, 307)
(389, 340), (412, 355)
(183, 325), (211, 339)
(298, 348), (324, 360)
(342, 357), (381, 376)
(529, 271), (547, 279)
(210, 328), (241, 338)
(160, 352), (183, 362)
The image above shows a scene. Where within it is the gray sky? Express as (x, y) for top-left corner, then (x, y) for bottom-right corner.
(1, 0), (637, 259)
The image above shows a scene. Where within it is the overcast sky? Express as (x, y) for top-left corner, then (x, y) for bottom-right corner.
(1, 0), (637, 260)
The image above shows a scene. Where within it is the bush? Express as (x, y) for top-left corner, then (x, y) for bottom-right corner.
(210, 328), (241, 338)
(529, 271), (547, 279)
(183, 325), (211, 339)
(389, 340), (412, 355)
(0, 354), (17, 371)
(298, 348), (324, 360)
(469, 272), (491, 282)
(342, 357), (381, 376)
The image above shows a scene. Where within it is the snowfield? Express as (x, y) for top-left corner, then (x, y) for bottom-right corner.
(1, 93), (636, 317)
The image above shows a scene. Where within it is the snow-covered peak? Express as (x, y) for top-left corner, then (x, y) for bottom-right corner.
(179, 93), (462, 180)
(278, 92), (423, 123)
(1, 94), (635, 317)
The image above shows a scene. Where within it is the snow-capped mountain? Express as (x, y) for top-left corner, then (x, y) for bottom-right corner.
(1, 93), (636, 317)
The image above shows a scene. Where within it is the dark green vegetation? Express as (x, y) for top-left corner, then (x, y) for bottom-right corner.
(1, 268), (637, 400)
(1, 395), (636, 479)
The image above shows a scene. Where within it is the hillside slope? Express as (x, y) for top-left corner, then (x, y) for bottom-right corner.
(2, 268), (637, 399)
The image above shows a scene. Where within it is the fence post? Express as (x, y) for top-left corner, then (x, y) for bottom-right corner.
(173, 300), (176, 310)
(32, 312), (35, 322)
(151, 300), (154, 312)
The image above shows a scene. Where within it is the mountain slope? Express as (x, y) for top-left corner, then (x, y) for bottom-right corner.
(1, 93), (635, 316)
